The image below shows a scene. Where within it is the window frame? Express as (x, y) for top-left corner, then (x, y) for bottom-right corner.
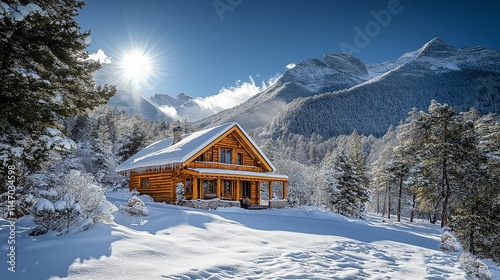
(223, 180), (233, 195)
(185, 178), (192, 194)
(196, 153), (205, 162)
(140, 177), (150, 188)
(203, 179), (216, 194)
(220, 148), (232, 164)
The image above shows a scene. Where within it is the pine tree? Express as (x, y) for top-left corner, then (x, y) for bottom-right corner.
(372, 139), (413, 222)
(475, 113), (500, 176)
(410, 101), (465, 227)
(346, 130), (369, 188)
(371, 144), (397, 219)
(395, 109), (425, 223)
(324, 150), (368, 218)
(0, 0), (115, 185)
(450, 112), (500, 263)
(117, 123), (147, 164)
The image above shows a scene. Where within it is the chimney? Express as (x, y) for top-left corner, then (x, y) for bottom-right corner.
(172, 126), (182, 145)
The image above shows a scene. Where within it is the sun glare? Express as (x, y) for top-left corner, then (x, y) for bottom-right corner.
(120, 50), (152, 84)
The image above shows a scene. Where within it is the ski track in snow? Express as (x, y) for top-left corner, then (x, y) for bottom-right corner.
(0, 190), (495, 279)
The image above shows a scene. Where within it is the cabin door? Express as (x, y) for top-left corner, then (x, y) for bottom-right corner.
(241, 181), (251, 199)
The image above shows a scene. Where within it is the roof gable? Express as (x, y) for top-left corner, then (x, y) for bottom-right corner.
(116, 123), (275, 173)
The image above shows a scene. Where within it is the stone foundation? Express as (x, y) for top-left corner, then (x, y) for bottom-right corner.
(269, 199), (288, 209)
(182, 199), (240, 210)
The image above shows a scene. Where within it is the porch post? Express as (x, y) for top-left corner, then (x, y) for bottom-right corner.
(193, 177), (198, 199)
(235, 179), (240, 201)
(268, 181), (273, 200)
(216, 178), (221, 198)
(283, 181), (287, 199)
(256, 181), (260, 205)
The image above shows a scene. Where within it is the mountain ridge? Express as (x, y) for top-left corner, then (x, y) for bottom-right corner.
(196, 38), (500, 138)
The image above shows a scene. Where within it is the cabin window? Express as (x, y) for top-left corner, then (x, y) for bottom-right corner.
(237, 153), (243, 165)
(196, 153), (205, 162)
(223, 180), (233, 195)
(185, 178), (192, 193)
(140, 178), (150, 188)
(203, 179), (216, 194)
(220, 148), (232, 164)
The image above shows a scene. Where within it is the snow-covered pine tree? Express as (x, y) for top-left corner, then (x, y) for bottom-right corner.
(0, 0), (115, 202)
(369, 126), (395, 215)
(346, 130), (369, 189)
(449, 111), (500, 263)
(410, 101), (465, 227)
(324, 150), (368, 218)
(394, 109), (425, 223)
(388, 146), (412, 223)
(474, 113), (500, 263)
(446, 110), (485, 253)
(475, 113), (500, 176)
(370, 125), (402, 218)
(117, 122), (147, 164)
(371, 145), (396, 219)
(88, 116), (115, 186)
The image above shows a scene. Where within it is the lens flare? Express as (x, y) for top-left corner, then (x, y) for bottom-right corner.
(120, 50), (152, 84)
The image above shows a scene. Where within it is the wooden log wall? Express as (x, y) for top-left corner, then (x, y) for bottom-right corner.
(208, 132), (259, 167)
(130, 170), (176, 203)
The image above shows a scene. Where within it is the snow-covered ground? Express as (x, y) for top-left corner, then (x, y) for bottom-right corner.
(1, 190), (499, 279)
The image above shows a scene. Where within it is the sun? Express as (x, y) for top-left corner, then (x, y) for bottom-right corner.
(120, 50), (152, 84)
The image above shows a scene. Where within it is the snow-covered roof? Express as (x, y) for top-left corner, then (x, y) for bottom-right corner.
(116, 122), (276, 173)
(189, 168), (288, 180)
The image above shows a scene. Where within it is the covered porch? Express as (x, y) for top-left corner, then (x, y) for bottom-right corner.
(182, 168), (288, 207)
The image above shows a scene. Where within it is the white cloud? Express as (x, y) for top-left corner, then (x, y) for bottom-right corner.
(286, 63), (296, 69)
(158, 105), (179, 119)
(87, 49), (111, 64)
(194, 75), (279, 113)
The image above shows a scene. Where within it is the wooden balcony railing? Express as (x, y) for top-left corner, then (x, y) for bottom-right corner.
(189, 161), (261, 172)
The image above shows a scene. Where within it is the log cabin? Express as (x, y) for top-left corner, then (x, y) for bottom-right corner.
(116, 122), (288, 207)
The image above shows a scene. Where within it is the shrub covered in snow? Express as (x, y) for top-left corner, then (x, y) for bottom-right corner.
(121, 195), (148, 216)
(440, 227), (461, 252)
(459, 252), (492, 280)
(30, 170), (117, 235)
(175, 182), (185, 205)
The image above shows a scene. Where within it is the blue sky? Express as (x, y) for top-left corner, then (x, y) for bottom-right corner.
(78, 0), (500, 99)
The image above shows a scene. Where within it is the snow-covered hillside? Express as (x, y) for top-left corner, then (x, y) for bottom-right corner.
(2, 190), (498, 279)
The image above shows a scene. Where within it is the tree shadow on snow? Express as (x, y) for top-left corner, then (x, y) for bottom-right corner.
(113, 203), (215, 235)
(0, 220), (121, 279)
(214, 211), (439, 250)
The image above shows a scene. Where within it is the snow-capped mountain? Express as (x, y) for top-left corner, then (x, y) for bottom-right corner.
(367, 37), (500, 76)
(281, 53), (370, 93)
(196, 53), (370, 131)
(198, 38), (500, 138)
(150, 92), (193, 108)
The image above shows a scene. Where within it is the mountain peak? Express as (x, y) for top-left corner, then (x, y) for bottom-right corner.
(176, 93), (193, 101)
(394, 38), (456, 65)
(416, 37), (456, 58)
(280, 52), (368, 92)
(426, 37), (447, 46)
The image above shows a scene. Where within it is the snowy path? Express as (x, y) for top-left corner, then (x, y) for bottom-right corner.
(0, 191), (492, 279)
